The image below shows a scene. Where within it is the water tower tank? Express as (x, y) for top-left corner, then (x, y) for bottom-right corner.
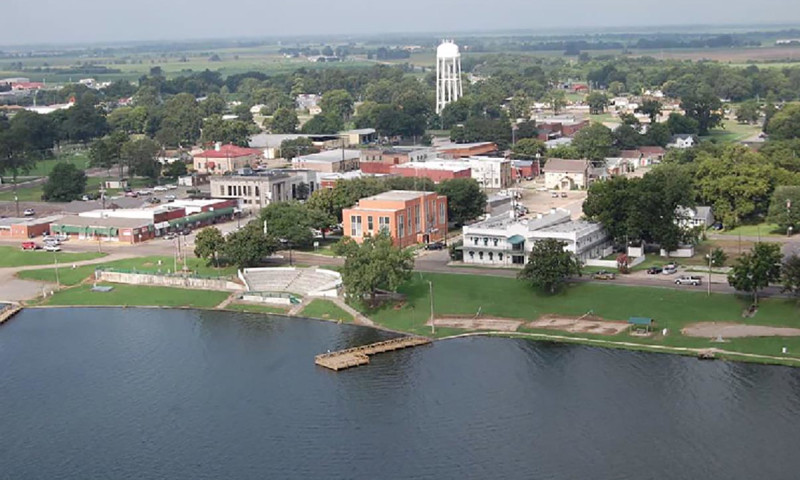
(435, 40), (463, 114)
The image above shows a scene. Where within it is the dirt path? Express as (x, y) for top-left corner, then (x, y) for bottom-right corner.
(432, 317), (522, 332)
(682, 322), (800, 338)
(0, 252), (136, 302)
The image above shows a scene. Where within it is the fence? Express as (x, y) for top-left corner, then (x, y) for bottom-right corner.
(240, 291), (301, 305)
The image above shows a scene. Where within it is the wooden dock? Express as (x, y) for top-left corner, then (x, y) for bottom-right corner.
(315, 336), (432, 371)
(0, 305), (22, 326)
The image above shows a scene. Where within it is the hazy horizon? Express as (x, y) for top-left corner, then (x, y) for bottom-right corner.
(3, 0), (800, 47)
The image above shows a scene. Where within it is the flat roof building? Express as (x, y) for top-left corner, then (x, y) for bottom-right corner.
(0, 216), (61, 239)
(210, 170), (318, 210)
(293, 149), (360, 173)
(342, 190), (448, 248)
(461, 209), (611, 266)
(390, 161), (472, 183)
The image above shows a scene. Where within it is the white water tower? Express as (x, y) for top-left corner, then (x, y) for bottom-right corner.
(436, 40), (463, 114)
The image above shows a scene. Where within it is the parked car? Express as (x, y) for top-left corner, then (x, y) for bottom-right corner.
(21, 241), (39, 250)
(592, 270), (616, 280)
(148, 197), (161, 204)
(166, 184), (178, 190)
(425, 241), (445, 251)
(551, 192), (559, 198)
(125, 191), (139, 198)
(23, 208), (35, 217)
(43, 236), (60, 246)
(163, 232), (178, 240)
(179, 229), (192, 236)
(560, 192), (568, 198)
(153, 186), (168, 192)
(646, 266), (663, 275)
(662, 265), (678, 275)
(43, 244), (61, 252)
(164, 194), (176, 201)
(675, 276), (702, 286)
(137, 189), (152, 196)
(54, 233), (69, 242)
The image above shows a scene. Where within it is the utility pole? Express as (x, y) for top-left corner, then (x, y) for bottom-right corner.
(706, 253), (712, 297)
(54, 251), (60, 289)
(429, 280), (435, 335)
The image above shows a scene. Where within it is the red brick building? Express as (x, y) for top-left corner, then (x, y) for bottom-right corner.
(390, 161), (472, 184)
(0, 216), (60, 239)
(342, 190), (448, 248)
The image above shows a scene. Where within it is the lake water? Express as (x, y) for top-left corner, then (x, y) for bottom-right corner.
(1, 308), (800, 480)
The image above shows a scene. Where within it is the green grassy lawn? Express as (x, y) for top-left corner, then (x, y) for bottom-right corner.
(301, 299), (353, 323)
(295, 237), (341, 257)
(40, 283), (229, 308)
(226, 302), (289, 315)
(706, 120), (762, 144)
(0, 246), (105, 268)
(17, 255), (237, 286)
(0, 176), (153, 202)
(363, 273), (800, 353)
(718, 222), (783, 237)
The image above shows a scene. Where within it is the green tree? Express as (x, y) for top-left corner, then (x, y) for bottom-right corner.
(56, 95), (109, 143)
(157, 93), (202, 147)
(199, 93), (227, 117)
(572, 123), (615, 161)
(766, 103), (800, 140)
(710, 247), (728, 267)
(666, 113), (700, 135)
(122, 138), (161, 180)
(680, 88), (723, 135)
(781, 254), (800, 297)
(736, 100), (760, 124)
(201, 116), (253, 146)
(301, 113), (343, 134)
(510, 138), (546, 160)
(694, 145), (775, 227)
(642, 122), (671, 147)
(727, 242), (782, 306)
(260, 201), (315, 248)
(42, 163), (87, 202)
(547, 90), (567, 114)
(163, 161), (188, 178)
(194, 227), (226, 267)
(89, 131), (127, 176)
(766, 186), (800, 234)
(613, 124), (642, 150)
(269, 107), (299, 134)
(334, 232), (414, 307)
(586, 91), (609, 115)
(435, 178), (487, 226)
(517, 238), (582, 293)
(0, 110), (56, 186)
(636, 99), (662, 123)
(320, 89), (354, 120)
(280, 137), (319, 160)
(222, 221), (277, 268)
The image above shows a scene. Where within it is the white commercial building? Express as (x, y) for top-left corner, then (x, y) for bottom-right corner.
(467, 156), (513, 189)
(461, 209), (611, 266)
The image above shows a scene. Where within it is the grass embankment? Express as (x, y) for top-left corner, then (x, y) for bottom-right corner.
(301, 299), (353, 323)
(0, 246), (105, 268)
(226, 303), (290, 315)
(39, 283), (229, 308)
(360, 273), (800, 362)
(719, 222), (783, 237)
(17, 255), (237, 286)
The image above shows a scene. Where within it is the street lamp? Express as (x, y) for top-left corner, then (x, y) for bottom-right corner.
(705, 253), (712, 297)
(14, 195), (19, 218)
(53, 250), (60, 289)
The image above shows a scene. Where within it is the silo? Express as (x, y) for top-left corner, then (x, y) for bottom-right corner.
(436, 40), (463, 114)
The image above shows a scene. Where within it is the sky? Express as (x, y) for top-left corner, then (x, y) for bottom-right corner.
(3, 0), (800, 46)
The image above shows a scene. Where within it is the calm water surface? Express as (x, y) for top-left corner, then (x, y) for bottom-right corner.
(1, 308), (799, 480)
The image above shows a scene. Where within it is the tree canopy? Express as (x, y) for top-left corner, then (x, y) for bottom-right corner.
(517, 238), (582, 293)
(727, 242), (782, 305)
(42, 162), (87, 202)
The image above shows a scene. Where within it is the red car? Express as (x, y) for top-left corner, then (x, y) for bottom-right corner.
(21, 241), (38, 250)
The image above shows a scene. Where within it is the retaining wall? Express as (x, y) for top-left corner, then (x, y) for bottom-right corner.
(97, 271), (243, 291)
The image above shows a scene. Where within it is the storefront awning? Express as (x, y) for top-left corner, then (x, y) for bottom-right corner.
(508, 235), (525, 245)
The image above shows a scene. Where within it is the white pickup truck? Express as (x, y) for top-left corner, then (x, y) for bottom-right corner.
(674, 276), (702, 286)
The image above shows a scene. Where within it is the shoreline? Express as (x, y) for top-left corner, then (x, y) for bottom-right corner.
(19, 304), (800, 368)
